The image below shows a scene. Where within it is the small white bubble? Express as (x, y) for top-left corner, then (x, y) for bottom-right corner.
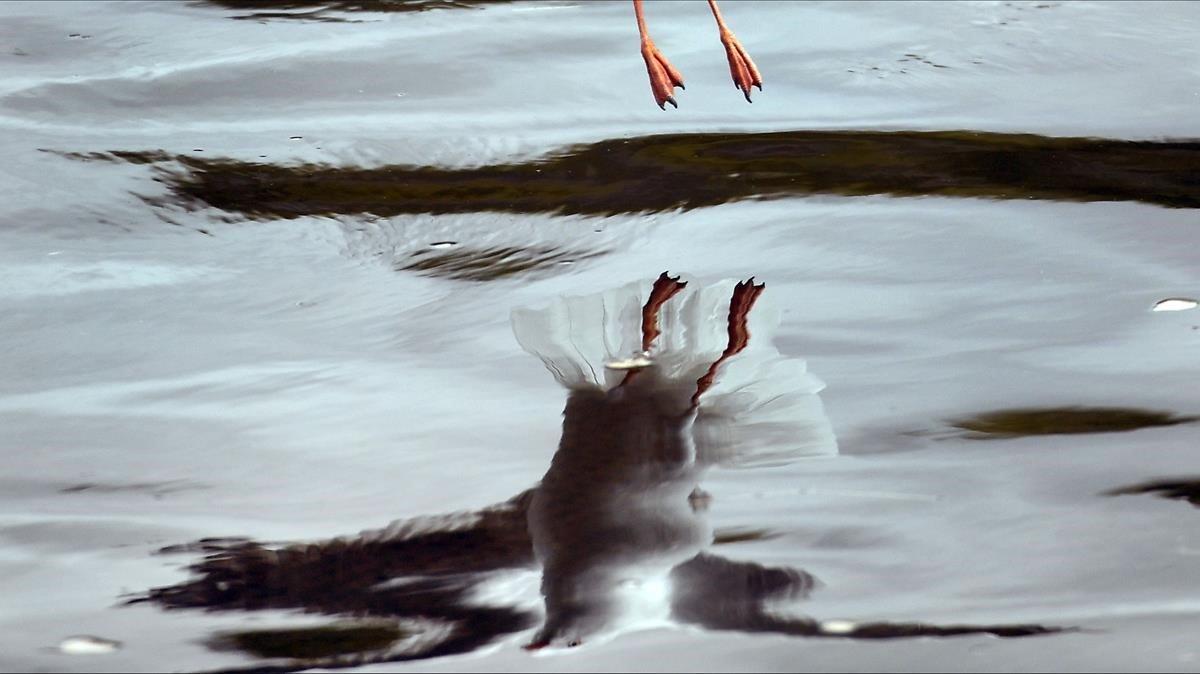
(429, 241), (458, 249)
(58, 636), (121, 655)
(1152, 298), (1198, 312)
(820, 620), (857, 634)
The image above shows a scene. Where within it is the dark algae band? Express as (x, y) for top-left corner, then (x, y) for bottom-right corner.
(201, 0), (504, 22)
(213, 623), (407, 660)
(950, 407), (1198, 439)
(1105, 479), (1200, 508)
(398, 245), (606, 282)
(57, 130), (1200, 219)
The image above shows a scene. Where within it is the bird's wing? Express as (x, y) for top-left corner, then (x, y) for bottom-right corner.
(668, 552), (1066, 639)
(136, 488), (537, 614)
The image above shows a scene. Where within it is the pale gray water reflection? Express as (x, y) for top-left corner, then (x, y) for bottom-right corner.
(136, 274), (1063, 671)
(2, 1), (1200, 672)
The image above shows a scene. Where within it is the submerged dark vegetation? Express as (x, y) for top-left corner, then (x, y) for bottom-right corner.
(57, 130), (1200, 223)
(54, 130), (1199, 281)
(213, 623), (407, 661)
(199, 0), (504, 22)
(398, 244), (606, 282)
(1105, 479), (1200, 508)
(949, 407), (1198, 439)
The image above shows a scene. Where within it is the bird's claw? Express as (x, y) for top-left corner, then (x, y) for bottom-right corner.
(719, 30), (762, 103)
(641, 41), (685, 110)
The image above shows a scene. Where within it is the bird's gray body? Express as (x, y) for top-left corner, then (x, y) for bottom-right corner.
(528, 371), (714, 646)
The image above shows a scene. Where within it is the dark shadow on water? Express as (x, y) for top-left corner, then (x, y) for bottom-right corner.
(133, 272), (1070, 671)
(950, 406), (1198, 439)
(398, 244), (606, 281)
(198, 0), (505, 22)
(158, 537), (256, 555)
(1104, 479), (1200, 508)
(52, 130), (1200, 222)
(60, 480), (206, 498)
(211, 623), (408, 661)
(711, 527), (780, 545)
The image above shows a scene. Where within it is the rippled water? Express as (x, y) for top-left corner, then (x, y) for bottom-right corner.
(2, 1), (1199, 672)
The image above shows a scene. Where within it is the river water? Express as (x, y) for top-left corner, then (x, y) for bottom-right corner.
(1, 1), (1199, 671)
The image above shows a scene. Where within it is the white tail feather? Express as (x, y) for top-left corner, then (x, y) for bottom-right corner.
(512, 275), (838, 465)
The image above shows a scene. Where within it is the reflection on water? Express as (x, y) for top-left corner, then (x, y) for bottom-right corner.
(1105, 479), (1200, 508)
(950, 407), (1198, 439)
(398, 244), (606, 282)
(57, 635), (122, 656)
(200, 0), (502, 22)
(2, 1), (1197, 670)
(1151, 297), (1199, 312)
(51, 130), (1200, 223)
(211, 623), (409, 661)
(59, 480), (205, 497)
(137, 274), (1063, 669)
(710, 527), (778, 545)
(140, 489), (540, 666)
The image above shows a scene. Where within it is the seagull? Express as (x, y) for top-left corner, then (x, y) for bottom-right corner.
(136, 273), (1063, 671)
(635, 0), (763, 108)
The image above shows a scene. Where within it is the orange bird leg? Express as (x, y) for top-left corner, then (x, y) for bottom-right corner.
(691, 278), (765, 407)
(634, 0), (685, 109)
(622, 272), (688, 387)
(707, 0), (763, 102)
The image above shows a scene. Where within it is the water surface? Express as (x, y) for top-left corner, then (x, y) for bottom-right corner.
(1, 1), (1199, 672)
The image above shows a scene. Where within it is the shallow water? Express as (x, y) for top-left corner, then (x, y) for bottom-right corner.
(2, 1), (1199, 671)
